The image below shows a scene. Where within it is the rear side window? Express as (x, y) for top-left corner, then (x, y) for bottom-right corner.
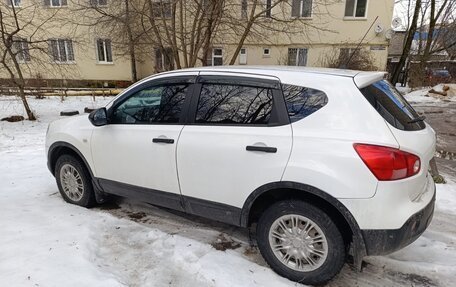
(195, 84), (273, 125)
(360, 80), (425, 131)
(282, 84), (328, 123)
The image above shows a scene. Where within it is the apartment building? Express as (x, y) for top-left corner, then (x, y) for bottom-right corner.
(0, 0), (395, 85)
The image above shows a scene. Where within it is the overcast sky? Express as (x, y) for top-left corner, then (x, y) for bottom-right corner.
(393, 1), (414, 30)
(392, 0), (456, 30)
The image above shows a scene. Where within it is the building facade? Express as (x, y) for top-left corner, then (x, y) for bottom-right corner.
(0, 0), (395, 86)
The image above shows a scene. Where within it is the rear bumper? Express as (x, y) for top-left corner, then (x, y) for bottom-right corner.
(362, 189), (435, 256)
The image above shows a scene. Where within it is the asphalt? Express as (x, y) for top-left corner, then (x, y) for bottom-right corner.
(412, 101), (456, 177)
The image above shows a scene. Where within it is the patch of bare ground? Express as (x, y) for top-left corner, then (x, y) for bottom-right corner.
(211, 233), (241, 251)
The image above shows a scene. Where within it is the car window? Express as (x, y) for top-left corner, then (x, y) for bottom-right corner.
(195, 84), (273, 125)
(111, 84), (189, 124)
(433, 70), (450, 77)
(282, 84), (328, 123)
(360, 80), (425, 131)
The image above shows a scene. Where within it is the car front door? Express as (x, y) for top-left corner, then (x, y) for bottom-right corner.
(176, 73), (293, 224)
(91, 74), (196, 210)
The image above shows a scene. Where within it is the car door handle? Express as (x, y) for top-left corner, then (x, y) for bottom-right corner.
(152, 138), (175, 144)
(246, 145), (277, 153)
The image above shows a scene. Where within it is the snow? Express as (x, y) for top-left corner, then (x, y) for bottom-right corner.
(1, 95), (456, 287)
(0, 96), (294, 287)
(395, 84), (411, 95)
(402, 84), (456, 104)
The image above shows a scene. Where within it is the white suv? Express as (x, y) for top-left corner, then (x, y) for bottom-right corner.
(46, 67), (436, 285)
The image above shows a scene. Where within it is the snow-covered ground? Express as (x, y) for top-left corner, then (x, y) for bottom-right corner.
(402, 84), (456, 104)
(1, 95), (456, 287)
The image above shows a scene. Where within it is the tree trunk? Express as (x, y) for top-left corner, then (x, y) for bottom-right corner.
(422, 0), (449, 63)
(125, 0), (138, 82)
(199, 1), (223, 67)
(228, 20), (255, 65)
(228, 0), (259, 65)
(129, 44), (138, 82)
(19, 86), (36, 121)
(418, 0), (436, 81)
(391, 0), (422, 85)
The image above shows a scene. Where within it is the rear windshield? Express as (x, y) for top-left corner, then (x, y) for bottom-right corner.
(360, 80), (425, 131)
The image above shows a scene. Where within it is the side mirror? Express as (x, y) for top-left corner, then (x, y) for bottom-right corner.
(89, 108), (108, 126)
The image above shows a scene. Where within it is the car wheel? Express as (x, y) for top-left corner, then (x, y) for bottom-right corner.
(256, 200), (345, 285)
(55, 154), (96, 208)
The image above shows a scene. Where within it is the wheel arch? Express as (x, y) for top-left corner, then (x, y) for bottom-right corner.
(48, 141), (108, 204)
(240, 181), (367, 269)
(48, 141), (94, 178)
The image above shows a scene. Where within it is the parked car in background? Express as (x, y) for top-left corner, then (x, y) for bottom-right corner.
(425, 69), (452, 86)
(46, 66), (436, 285)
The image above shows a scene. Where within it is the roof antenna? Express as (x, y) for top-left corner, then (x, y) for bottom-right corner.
(341, 15), (379, 69)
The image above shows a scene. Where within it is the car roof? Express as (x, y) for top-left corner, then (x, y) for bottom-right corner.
(175, 65), (376, 77)
(144, 66), (387, 89)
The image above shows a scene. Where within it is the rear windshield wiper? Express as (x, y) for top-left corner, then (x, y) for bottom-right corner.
(408, 115), (426, 124)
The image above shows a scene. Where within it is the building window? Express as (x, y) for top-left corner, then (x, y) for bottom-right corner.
(291, 0), (312, 18)
(97, 39), (113, 63)
(288, 48), (307, 66)
(13, 38), (30, 62)
(9, 0), (21, 7)
(263, 47), (271, 57)
(241, 0), (247, 19)
(155, 47), (174, 71)
(44, 0), (68, 7)
(90, 0), (107, 6)
(211, 48), (223, 66)
(344, 0), (367, 18)
(151, 0), (172, 18)
(263, 0), (272, 18)
(239, 48), (247, 65)
(49, 39), (74, 63)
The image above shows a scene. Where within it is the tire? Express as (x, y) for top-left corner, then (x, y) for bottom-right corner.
(55, 154), (96, 208)
(256, 200), (345, 285)
(60, 110), (80, 116)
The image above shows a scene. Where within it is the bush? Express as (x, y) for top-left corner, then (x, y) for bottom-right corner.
(319, 47), (378, 71)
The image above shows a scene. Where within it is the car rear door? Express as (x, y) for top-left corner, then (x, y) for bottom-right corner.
(91, 73), (197, 210)
(359, 79), (436, 200)
(176, 72), (293, 224)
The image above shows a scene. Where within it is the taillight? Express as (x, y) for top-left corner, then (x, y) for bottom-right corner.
(353, 144), (420, 181)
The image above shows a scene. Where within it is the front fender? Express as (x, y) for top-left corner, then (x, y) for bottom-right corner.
(46, 115), (95, 176)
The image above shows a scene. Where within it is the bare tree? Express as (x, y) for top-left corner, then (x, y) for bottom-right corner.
(392, 0), (456, 85)
(420, 0), (454, 63)
(391, 0), (421, 85)
(0, 3), (35, 120)
(319, 46), (377, 71)
(70, 0), (148, 82)
(441, 21), (456, 59)
(226, 0), (336, 65)
(0, 1), (62, 120)
(142, 0), (337, 71)
(143, 0), (225, 70)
